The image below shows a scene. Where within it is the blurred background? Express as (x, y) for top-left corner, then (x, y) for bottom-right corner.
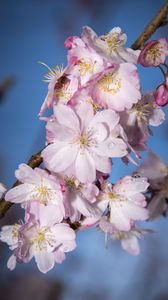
(0, 0), (168, 299)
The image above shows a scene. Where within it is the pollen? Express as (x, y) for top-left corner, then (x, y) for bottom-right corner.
(133, 102), (153, 120)
(146, 43), (161, 62)
(107, 191), (117, 200)
(98, 72), (121, 95)
(32, 185), (58, 205)
(12, 224), (20, 240)
(79, 136), (89, 147)
(107, 34), (121, 51)
(78, 59), (96, 76)
(55, 83), (72, 103)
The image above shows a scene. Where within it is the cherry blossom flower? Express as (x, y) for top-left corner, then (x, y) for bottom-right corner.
(0, 204), (76, 273)
(67, 44), (105, 86)
(60, 175), (100, 222)
(42, 102), (127, 183)
(81, 26), (140, 64)
(5, 164), (65, 220)
(99, 216), (151, 255)
(138, 38), (168, 67)
(0, 224), (21, 270)
(137, 151), (168, 181)
(91, 63), (141, 111)
(98, 176), (149, 231)
(119, 93), (165, 151)
(154, 76), (168, 107)
(137, 152), (168, 220)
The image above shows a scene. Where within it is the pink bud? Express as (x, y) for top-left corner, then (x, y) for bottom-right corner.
(154, 80), (168, 106)
(138, 38), (168, 67)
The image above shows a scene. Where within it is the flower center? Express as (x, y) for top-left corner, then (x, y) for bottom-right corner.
(32, 185), (58, 205)
(98, 72), (121, 95)
(31, 226), (56, 251)
(12, 224), (20, 240)
(55, 83), (72, 103)
(132, 102), (154, 119)
(78, 59), (96, 76)
(79, 135), (90, 147)
(101, 32), (125, 52)
(146, 43), (161, 62)
(107, 191), (117, 201)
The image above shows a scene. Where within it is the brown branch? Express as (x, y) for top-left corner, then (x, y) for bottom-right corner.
(0, 151), (42, 218)
(0, 2), (168, 219)
(131, 1), (168, 50)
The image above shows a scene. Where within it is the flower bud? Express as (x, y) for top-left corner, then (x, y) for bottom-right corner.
(154, 77), (168, 106)
(138, 38), (168, 67)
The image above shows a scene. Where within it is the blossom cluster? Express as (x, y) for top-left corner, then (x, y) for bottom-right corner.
(0, 26), (168, 273)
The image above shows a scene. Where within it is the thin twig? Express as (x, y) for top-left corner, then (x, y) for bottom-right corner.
(131, 1), (168, 50)
(0, 2), (168, 219)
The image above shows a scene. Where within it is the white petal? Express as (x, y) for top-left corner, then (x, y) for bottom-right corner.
(35, 251), (55, 273)
(75, 151), (96, 183)
(42, 143), (78, 173)
(54, 104), (80, 131)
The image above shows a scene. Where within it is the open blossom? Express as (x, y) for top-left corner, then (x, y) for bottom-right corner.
(0, 224), (21, 270)
(0, 204), (76, 273)
(98, 176), (149, 231)
(99, 216), (150, 255)
(81, 26), (140, 64)
(91, 63), (141, 111)
(137, 151), (168, 182)
(60, 175), (100, 222)
(5, 164), (65, 219)
(138, 38), (168, 66)
(67, 44), (105, 86)
(42, 102), (127, 183)
(119, 93), (165, 151)
(137, 152), (168, 220)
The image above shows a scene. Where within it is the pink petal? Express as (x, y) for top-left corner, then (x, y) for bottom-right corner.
(89, 109), (119, 131)
(34, 251), (55, 273)
(52, 223), (76, 241)
(59, 240), (77, 252)
(75, 102), (94, 132)
(5, 183), (34, 203)
(121, 235), (140, 255)
(94, 137), (127, 158)
(122, 202), (149, 221)
(75, 151), (96, 183)
(15, 164), (40, 185)
(94, 154), (112, 173)
(82, 183), (99, 203)
(42, 143), (78, 173)
(110, 205), (131, 231)
(54, 250), (66, 264)
(114, 176), (149, 196)
(7, 255), (17, 270)
(46, 122), (75, 142)
(54, 104), (80, 131)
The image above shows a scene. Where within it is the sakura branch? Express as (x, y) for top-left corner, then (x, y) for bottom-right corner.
(0, 4), (168, 273)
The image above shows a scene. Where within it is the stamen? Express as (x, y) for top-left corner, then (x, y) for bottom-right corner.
(78, 59), (96, 76)
(98, 72), (121, 95)
(38, 61), (64, 83)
